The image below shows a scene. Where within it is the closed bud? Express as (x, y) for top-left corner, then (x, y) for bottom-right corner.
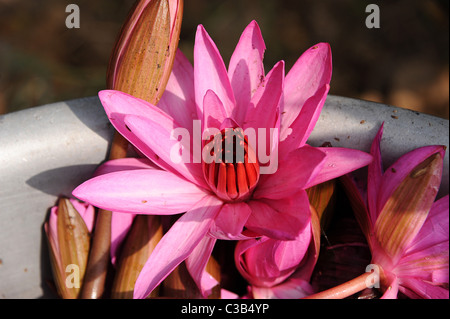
(45, 198), (94, 299)
(107, 0), (184, 104)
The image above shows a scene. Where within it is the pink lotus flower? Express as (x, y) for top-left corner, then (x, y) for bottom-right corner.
(342, 124), (449, 299)
(73, 21), (372, 299)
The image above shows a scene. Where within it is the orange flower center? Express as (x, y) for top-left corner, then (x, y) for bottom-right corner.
(202, 128), (260, 202)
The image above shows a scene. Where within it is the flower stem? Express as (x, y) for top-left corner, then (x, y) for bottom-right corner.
(303, 272), (373, 299)
(80, 132), (128, 299)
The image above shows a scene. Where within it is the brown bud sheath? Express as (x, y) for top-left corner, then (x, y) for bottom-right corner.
(108, 0), (184, 105)
(162, 262), (203, 298)
(306, 180), (336, 230)
(45, 198), (91, 299)
(111, 215), (163, 299)
(205, 255), (221, 299)
(161, 254), (221, 299)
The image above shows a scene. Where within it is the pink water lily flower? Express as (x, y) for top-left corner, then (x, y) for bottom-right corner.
(342, 124), (449, 299)
(73, 21), (372, 299)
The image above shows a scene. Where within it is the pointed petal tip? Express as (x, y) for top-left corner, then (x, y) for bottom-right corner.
(249, 19), (258, 27)
(71, 184), (86, 203)
(245, 20), (264, 43)
(273, 59), (286, 70)
(98, 89), (125, 100)
(98, 89), (141, 110)
(196, 24), (207, 36)
(311, 42), (331, 52)
(310, 42), (332, 71)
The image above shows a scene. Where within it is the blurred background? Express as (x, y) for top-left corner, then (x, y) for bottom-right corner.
(0, 0), (448, 118)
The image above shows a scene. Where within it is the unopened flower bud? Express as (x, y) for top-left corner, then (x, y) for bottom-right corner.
(45, 198), (94, 299)
(107, 0), (183, 104)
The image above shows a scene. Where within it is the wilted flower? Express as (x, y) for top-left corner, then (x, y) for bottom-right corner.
(341, 124), (449, 299)
(44, 198), (95, 299)
(73, 20), (372, 299)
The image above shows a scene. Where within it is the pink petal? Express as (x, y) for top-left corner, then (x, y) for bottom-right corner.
(47, 206), (60, 257)
(124, 114), (206, 188)
(243, 60), (284, 131)
(377, 145), (445, 215)
(396, 240), (449, 284)
(252, 277), (313, 299)
(254, 146), (326, 200)
(110, 212), (136, 266)
(367, 124), (384, 223)
(221, 289), (240, 299)
(395, 195), (449, 283)
(90, 157), (156, 265)
(399, 277), (449, 299)
(98, 90), (193, 180)
(194, 25), (236, 119)
(234, 237), (271, 283)
(304, 147), (373, 188)
(133, 195), (222, 299)
(374, 146), (445, 261)
(404, 195), (449, 255)
(278, 84), (329, 157)
(72, 169), (208, 215)
(280, 43), (332, 138)
(202, 89), (228, 130)
(245, 190), (311, 240)
(158, 49), (198, 132)
(209, 202), (252, 240)
(185, 235), (218, 297)
(273, 227), (311, 273)
(69, 199), (95, 233)
(240, 227), (311, 287)
(228, 20), (266, 124)
(379, 272), (399, 299)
